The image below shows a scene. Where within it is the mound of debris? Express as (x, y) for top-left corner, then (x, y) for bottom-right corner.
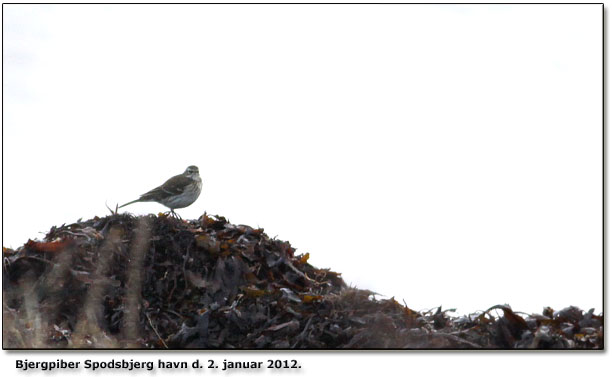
(2, 214), (603, 349)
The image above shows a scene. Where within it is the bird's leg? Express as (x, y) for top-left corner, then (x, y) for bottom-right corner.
(169, 209), (182, 221)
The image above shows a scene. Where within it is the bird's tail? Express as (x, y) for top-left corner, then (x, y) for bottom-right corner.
(118, 199), (141, 209)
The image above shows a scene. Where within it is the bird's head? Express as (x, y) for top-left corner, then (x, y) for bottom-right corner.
(184, 165), (200, 178)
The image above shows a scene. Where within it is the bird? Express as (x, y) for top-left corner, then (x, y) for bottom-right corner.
(119, 165), (202, 218)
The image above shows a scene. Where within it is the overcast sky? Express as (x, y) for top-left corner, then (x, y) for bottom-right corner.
(2, 4), (602, 319)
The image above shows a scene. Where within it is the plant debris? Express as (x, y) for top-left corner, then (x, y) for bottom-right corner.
(2, 214), (603, 349)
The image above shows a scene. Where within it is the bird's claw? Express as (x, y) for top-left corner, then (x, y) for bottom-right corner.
(165, 210), (182, 221)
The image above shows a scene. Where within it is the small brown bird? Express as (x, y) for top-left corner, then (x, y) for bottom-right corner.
(119, 165), (202, 217)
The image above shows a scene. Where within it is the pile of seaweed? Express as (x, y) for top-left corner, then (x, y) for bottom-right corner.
(2, 214), (603, 349)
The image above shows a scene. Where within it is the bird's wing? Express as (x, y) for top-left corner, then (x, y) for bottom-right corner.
(139, 174), (191, 201)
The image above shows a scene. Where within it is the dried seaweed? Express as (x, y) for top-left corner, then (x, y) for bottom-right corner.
(2, 214), (603, 349)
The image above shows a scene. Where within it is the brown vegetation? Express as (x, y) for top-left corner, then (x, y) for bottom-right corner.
(2, 214), (603, 349)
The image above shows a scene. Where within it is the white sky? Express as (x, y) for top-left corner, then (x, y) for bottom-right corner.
(2, 3), (602, 323)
